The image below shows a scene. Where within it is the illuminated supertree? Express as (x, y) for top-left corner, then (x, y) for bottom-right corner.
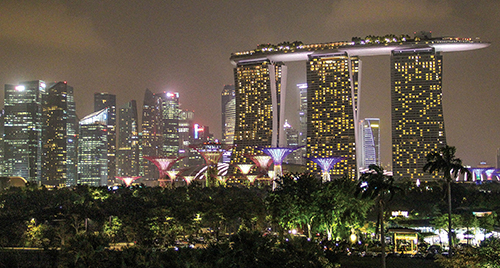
(143, 156), (185, 186)
(308, 157), (345, 182)
(194, 163), (230, 185)
(468, 167), (498, 182)
(245, 154), (273, 176)
(236, 163), (255, 184)
(116, 176), (141, 187)
(190, 142), (232, 187)
(261, 147), (298, 190)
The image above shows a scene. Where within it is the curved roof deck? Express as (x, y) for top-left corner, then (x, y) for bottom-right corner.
(230, 37), (490, 65)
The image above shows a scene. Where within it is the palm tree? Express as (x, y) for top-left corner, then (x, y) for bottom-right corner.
(423, 145), (471, 257)
(356, 164), (398, 268)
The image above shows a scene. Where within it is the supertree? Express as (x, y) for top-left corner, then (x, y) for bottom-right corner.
(236, 163), (255, 184)
(190, 142), (232, 187)
(116, 176), (141, 187)
(308, 157), (345, 182)
(261, 147), (299, 190)
(143, 156), (185, 187)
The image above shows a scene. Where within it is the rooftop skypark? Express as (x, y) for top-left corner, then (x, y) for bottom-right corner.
(230, 32), (489, 64)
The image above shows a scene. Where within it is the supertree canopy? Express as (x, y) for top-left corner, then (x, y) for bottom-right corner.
(143, 156), (185, 184)
(468, 167), (499, 182)
(308, 157), (344, 182)
(116, 176), (141, 187)
(261, 147), (299, 190)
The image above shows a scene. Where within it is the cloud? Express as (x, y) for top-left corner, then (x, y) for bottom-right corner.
(328, 0), (453, 25)
(0, 1), (108, 52)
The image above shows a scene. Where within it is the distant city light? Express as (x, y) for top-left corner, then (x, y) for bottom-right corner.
(15, 85), (25, 91)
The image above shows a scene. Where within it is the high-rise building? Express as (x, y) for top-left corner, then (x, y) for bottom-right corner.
(141, 89), (163, 181)
(159, 92), (180, 157)
(78, 109), (108, 186)
(283, 120), (301, 164)
(42, 81), (77, 187)
(391, 48), (446, 180)
(117, 100), (140, 178)
(359, 118), (380, 169)
(3, 80), (46, 183)
(306, 55), (359, 178)
(0, 110), (5, 177)
(221, 85), (235, 144)
(94, 93), (116, 185)
(230, 35), (487, 179)
(231, 60), (287, 165)
(297, 83), (308, 147)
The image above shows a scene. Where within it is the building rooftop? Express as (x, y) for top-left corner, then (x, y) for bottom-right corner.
(230, 35), (490, 65)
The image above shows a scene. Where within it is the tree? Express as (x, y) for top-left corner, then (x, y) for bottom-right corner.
(423, 145), (471, 256)
(356, 164), (398, 268)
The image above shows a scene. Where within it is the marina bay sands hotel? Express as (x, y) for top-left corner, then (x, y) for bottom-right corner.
(229, 32), (489, 180)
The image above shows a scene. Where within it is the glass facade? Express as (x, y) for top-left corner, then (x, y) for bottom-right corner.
(117, 100), (140, 178)
(78, 109), (108, 186)
(94, 93), (117, 185)
(360, 118), (380, 169)
(42, 82), (77, 187)
(4, 80), (45, 183)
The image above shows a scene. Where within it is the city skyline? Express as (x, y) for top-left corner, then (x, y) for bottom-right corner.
(0, 1), (499, 167)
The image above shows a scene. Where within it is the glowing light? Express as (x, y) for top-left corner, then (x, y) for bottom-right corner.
(237, 164), (254, 175)
(116, 176), (141, 187)
(309, 157), (344, 182)
(350, 233), (357, 243)
(15, 85), (25, 91)
(261, 147), (296, 166)
(247, 175), (258, 184)
(183, 176), (194, 185)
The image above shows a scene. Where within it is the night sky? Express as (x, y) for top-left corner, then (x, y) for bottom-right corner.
(0, 0), (498, 168)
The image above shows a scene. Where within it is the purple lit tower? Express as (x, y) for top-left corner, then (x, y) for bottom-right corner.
(261, 147), (297, 190)
(116, 176), (141, 187)
(143, 156), (185, 186)
(308, 157), (344, 182)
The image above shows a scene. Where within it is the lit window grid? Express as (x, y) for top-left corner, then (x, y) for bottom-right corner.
(391, 51), (446, 180)
(231, 61), (283, 165)
(306, 56), (358, 178)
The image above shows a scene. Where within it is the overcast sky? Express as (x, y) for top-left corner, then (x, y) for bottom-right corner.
(0, 0), (498, 168)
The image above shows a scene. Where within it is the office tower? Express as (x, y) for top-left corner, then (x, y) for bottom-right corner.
(391, 47), (446, 180)
(0, 110), (4, 177)
(117, 100), (140, 178)
(78, 109), (108, 186)
(307, 55), (359, 179)
(42, 82), (77, 187)
(94, 93), (117, 185)
(141, 89), (163, 181)
(283, 120), (301, 164)
(159, 92), (180, 157)
(178, 109), (200, 168)
(297, 83), (308, 146)
(359, 118), (380, 169)
(232, 60), (287, 165)
(4, 80), (45, 183)
(221, 85), (235, 144)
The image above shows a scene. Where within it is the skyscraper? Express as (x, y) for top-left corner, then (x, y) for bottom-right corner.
(231, 60), (287, 165)
(221, 85), (235, 144)
(42, 81), (77, 187)
(78, 109), (108, 186)
(117, 100), (140, 178)
(159, 92), (180, 157)
(391, 47), (445, 180)
(141, 89), (163, 181)
(360, 118), (380, 169)
(4, 80), (45, 183)
(306, 55), (359, 178)
(94, 93), (117, 185)
(283, 120), (301, 164)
